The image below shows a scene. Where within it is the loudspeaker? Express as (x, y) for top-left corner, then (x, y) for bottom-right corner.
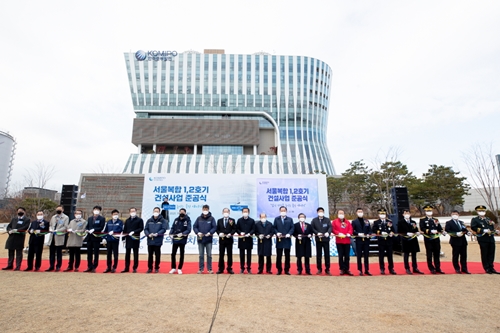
(60, 184), (78, 219)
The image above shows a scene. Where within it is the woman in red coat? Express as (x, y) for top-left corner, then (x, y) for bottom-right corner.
(332, 210), (354, 276)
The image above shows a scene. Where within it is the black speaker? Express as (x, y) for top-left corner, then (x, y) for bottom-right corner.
(60, 184), (78, 219)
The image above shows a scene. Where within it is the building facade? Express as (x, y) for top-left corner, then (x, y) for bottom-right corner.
(122, 49), (336, 175)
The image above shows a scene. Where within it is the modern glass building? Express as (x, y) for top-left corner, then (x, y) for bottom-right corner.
(122, 49), (335, 175)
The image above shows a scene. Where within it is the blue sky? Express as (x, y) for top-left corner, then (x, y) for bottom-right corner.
(1, 0), (499, 191)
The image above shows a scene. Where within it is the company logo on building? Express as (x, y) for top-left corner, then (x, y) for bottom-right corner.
(149, 176), (167, 182)
(135, 50), (178, 62)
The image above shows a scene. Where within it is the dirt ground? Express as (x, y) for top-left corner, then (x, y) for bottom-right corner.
(0, 234), (499, 333)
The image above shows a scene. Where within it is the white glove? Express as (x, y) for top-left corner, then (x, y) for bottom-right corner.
(129, 231), (134, 236)
(416, 232), (421, 236)
(338, 233), (345, 238)
(456, 232), (463, 237)
(102, 239), (107, 245)
(307, 234), (312, 238)
(240, 232), (245, 236)
(265, 235), (271, 239)
(8, 230), (12, 234)
(197, 232), (203, 237)
(346, 234), (351, 238)
(484, 229), (491, 234)
(35, 230), (40, 234)
(381, 232), (388, 236)
(496, 230), (500, 235)
(89, 229), (95, 234)
(286, 234), (290, 238)
(49, 228), (54, 232)
(431, 230), (438, 234)
(324, 232), (330, 237)
(442, 231), (447, 236)
(407, 232), (414, 237)
(317, 233), (323, 237)
(67, 229), (73, 233)
(29, 229), (33, 234)
(298, 234), (302, 239)
(72, 230), (76, 233)
(219, 233), (225, 237)
(108, 231), (114, 235)
(245, 233), (250, 237)
(277, 232), (282, 237)
(176, 233), (182, 237)
(358, 233), (365, 237)
(205, 233), (211, 237)
(259, 234), (264, 239)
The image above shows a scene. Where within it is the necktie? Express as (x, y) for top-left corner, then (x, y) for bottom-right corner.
(301, 223), (304, 233)
(456, 220), (460, 229)
(224, 218), (227, 228)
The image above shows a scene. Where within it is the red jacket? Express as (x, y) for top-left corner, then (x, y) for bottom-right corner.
(332, 218), (353, 245)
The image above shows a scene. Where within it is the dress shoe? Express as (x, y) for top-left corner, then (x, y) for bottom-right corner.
(64, 267), (73, 272)
(406, 269), (413, 275)
(455, 270), (461, 274)
(240, 269), (245, 274)
(111, 268), (116, 273)
(266, 271), (272, 274)
(389, 270), (397, 275)
(297, 271), (302, 275)
(461, 270), (471, 274)
(34, 268), (40, 271)
(45, 267), (54, 272)
(154, 269), (159, 273)
(24, 268), (33, 272)
(257, 270), (263, 274)
(247, 269), (252, 274)
(147, 269), (152, 274)
(103, 268), (111, 273)
(325, 270), (332, 276)
(121, 269), (129, 273)
(359, 271), (364, 276)
(436, 270), (445, 274)
(339, 270), (345, 276)
(83, 268), (93, 273)
(133, 269), (137, 273)
(74, 268), (79, 272)
(2, 266), (13, 270)
(491, 270), (500, 275)
(285, 271), (291, 275)
(55, 268), (60, 272)
(216, 271), (223, 274)
(306, 272), (312, 275)
(413, 269), (424, 274)
(380, 269), (385, 275)
(277, 271), (282, 275)
(364, 271), (372, 276)
(486, 270), (493, 274)
(91, 269), (96, 273)
(14, 267), (20, 271)
(227, 270), (234, 274)
(316, 270), (322, 275)
(345, 271), (354, 276)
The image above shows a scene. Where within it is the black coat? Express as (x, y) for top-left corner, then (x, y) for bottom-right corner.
(5, 216), (31, 250)
(293, 222), (313, 257)
(419, 217), (442, 243)
(255, 221), (274, 256)
(236, 217), (255, 249)
(86, 215), (106, 243)
(123, 216), (144, 249)
(216, 217), (236, 245)
(169, 216), (192, 245)
(372, 219), (396, 244)
(445, 219), (468, 247)
(398, 218), (420, 253)
(28, 219), (50, 246)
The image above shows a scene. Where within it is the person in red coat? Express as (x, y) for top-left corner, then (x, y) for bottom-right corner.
(332, 210), (354, 276)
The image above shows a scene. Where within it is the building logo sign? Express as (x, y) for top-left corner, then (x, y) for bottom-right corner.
(135, 50), (178, 62)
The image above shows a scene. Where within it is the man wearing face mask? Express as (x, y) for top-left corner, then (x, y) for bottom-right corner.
(3, 207), (31, 271)
(144, 207), (168, 273)
(84, 205), (106, 273)
(236, 207), (255, 274)
(169, 208), (192, 275)
(311, 207), (332, 275)
(255, 213), (274, 274)
(65, 209), (87, 272)
(46, 205), (69, 272)
(398, 209), (423, 275)
(272, 206), (295, 275)
(419, 205), (445, 274)
(293, 213), (313, 275)
(372, 209), (396, 275)
(216, 208), (236, 274)
(122, 207), (144, 273)
(470, 205), (500, 274)
(103, 209), (123, 273)
(193, 204), (217, 274)
(332, 210), (354, 276)
(445, 210), (470, 274)
(351, 208), (372, 276)
(25, 210), (49, 271)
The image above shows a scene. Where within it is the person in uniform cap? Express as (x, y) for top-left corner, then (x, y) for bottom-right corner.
(351, 208), (372, 276)
(470, 205), (500, 274)
(372, 208), (397, 275)
(445, 210), (471, 274)
(419, 205), (445, 274)
(293, 213), (313, 275)
(398, 209), (424, 274)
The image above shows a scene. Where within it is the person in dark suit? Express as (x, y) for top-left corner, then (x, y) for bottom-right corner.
(272, 206), (294, 275)
(470, 205), (500, 274)
(3, 207), (31, 271)
(372, 208), (397, 275)
(398, 209), (424, 275)
(445, 210), (470, 274)
(84, 205), (106, 273)
(25, 210), (49, 271)
(351, 208), (372, 276)
(121, 207), (144, 273)
(419, 205), (445, 274)
(310, 207), (332, 275)
(216, 208), (236, 274)
(293, 213), (313, 275)
(236, 207), (255, 274)
(255, 213), (274, 274)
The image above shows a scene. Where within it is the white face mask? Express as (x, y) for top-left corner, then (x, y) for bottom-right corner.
(338, 214), (344, 219)
(403, 214), (410, 219)
(357, 212), (363, 218)
(112, 215), (119, 220)
(379, 214), (386, 219)
(261, 219), (267, 223)
(242, 212), (249, 218)
(37, 215), (44, 220)
(451, 215), (459, 220)
(280, 211), (287, 217)
(153, 212), (160, 217)
(93, 210), (100, 215)
(318, 212), (324, 217)
(478, 211), (486, 216)
(223, 212), (229, 218)
(130, 212), (137, 217)
(425, 211), (433, 216)
(202, 211), (209, 215)
(75, 214), (82, 219)
(299, 217), (305, 222)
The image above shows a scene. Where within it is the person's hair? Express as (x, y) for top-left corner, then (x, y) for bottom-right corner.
(111, 209), (119, 214)
(298, 213), (306, 218)
(316, 207), (324, 212)
(56, 205), (64, 209)
(356, 208), (363, 211)
(259, 212), (267, 218)
(92, 205), (102, 211)
(17, 207), (26, 212)
(338, 209), (345, 214)
(279, 206), (287, 211)
(179, 208), (186, 213)
(202, 204), (210, 210)
(222, 207), (230, 212)
(153, 207), (161, 212)
(242, 207), (250, 213)
(451, 210), (459, 214)
(36, 210), (44, 214)
(403, 209), (410, 213)
(129, 207), (137, 212)
(75, 209), (82, 214)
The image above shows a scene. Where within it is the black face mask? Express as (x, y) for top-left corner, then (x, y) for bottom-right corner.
(56, 210), (62, 214)
(179, 213), (186, 218)
(18, 212), (24, 217)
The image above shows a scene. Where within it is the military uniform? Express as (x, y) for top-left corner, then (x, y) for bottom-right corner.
(470, 205), (499, 274)
(372, 215), (396, 275)
(419, 205), (444, 274)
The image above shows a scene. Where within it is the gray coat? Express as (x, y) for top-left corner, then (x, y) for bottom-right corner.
(66, 218), (88, 247)
(47, 214), (69, 246)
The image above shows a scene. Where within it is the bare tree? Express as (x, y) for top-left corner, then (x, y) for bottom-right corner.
(462, 143), (500, 221)
(23, 162), (56, 189)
